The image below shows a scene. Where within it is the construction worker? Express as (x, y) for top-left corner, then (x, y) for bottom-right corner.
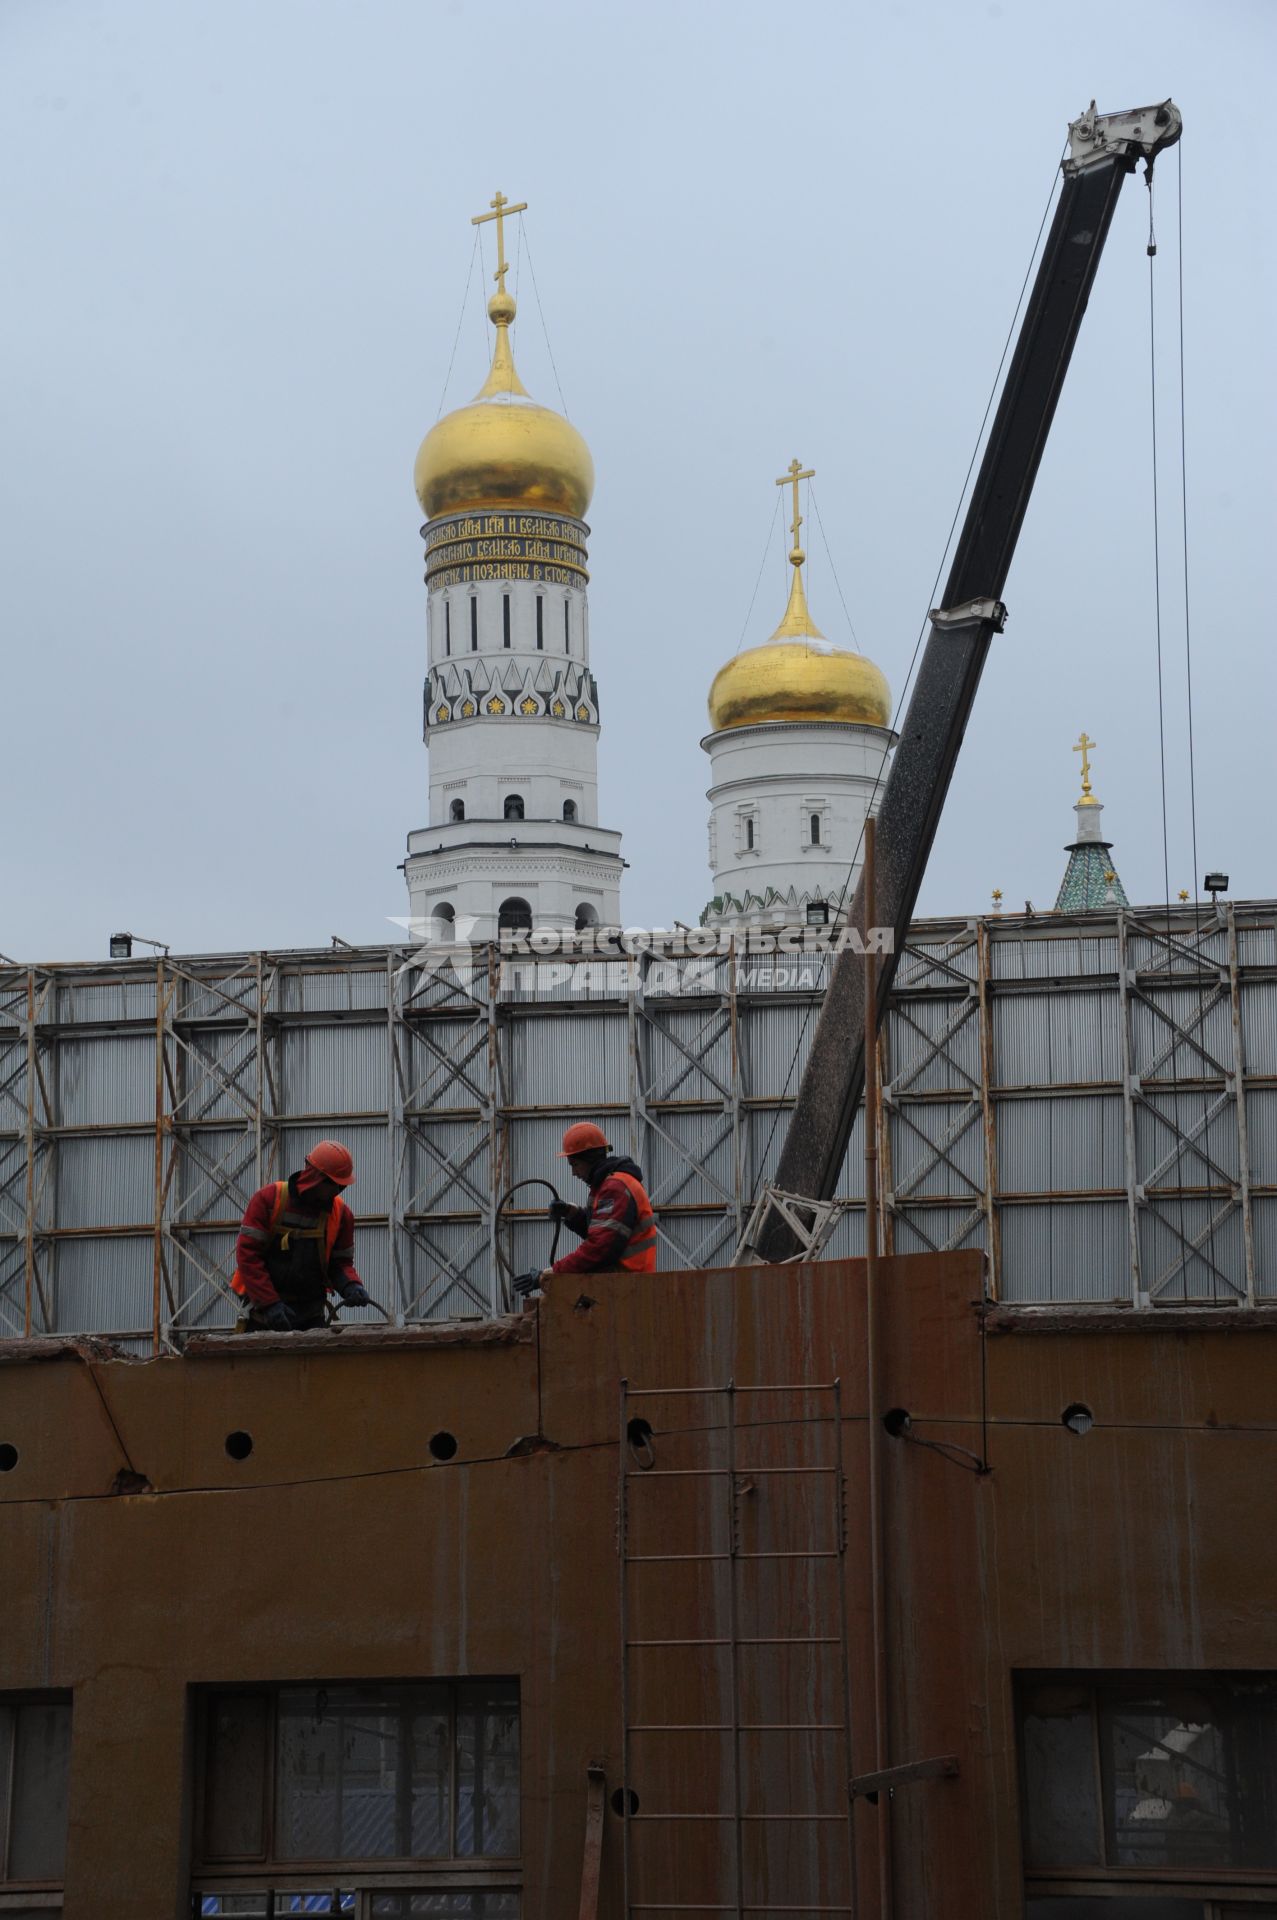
(512, 1122), (656, 1297)
(232, 1141), (374, 1332)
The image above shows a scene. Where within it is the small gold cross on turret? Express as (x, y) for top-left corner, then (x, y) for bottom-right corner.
(776, 457), (816, 561)
(472, 190), (528, 297)
(1073, 730), (1098, 800)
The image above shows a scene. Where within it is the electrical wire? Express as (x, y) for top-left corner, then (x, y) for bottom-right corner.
(732, 489), (784, 657)
(744, 150), (1067, 1213)
(808, 484), (862, 651)
(520, 218), (571, 419)
(435, 229), (481, 421)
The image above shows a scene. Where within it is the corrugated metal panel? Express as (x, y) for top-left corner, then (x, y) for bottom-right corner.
(57, 1035), (155, 1127)
(278, 1025), (389, 1117)
(888, 1100), (985, 1201)
(56, 1136), (154, 1229)
(1138, 1200), (1246, 1303)
(887, 995), (981, 1094)
(1252, 1197), (1277, 1298)
(1245, 1090), (1277, 1184)
(1241, 980), (1277, 1074)
(1000, 1202), (1130, 1302)
(53, 1237), (151, 1336)
(504, 1008), (626, 1108)
(997, 1094), (1124, 1194)
(3, 907), (1273, 1335)
(1134, 1094), (1240, 1185)
(992, 989), (1120, 1086)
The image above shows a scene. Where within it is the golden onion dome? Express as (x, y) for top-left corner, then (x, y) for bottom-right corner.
(415, 291), (594, 521)
(708, 546), (892, 732)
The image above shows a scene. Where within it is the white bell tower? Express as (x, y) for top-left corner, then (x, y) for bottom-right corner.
(402, 192), (624, 944)
(701, 459), (895, 929)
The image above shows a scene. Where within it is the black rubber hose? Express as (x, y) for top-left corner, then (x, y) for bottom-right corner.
(494, 1177), (565, 1285)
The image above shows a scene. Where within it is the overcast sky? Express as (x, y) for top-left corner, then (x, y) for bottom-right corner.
(2, 0), (1272, 962)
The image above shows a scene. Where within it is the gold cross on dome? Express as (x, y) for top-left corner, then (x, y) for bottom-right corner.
(1073, 730), (1098, 798)
(776, 457), (815, 556)
(472, 190), (528, 296)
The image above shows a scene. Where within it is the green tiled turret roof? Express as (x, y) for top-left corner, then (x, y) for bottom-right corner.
(1055, 838), (1129, 912)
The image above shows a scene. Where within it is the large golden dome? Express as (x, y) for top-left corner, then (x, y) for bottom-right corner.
(708, 545), (892, 732)
(415, 291), (594, 521)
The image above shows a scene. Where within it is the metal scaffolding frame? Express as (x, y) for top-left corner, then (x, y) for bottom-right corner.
(0, 902), (1272, 1347)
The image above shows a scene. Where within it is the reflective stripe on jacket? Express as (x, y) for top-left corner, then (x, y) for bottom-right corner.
(232, 1181), (348, 1304)
(610, 1170), (657, 1272)
(552, 1161), (658, 1276)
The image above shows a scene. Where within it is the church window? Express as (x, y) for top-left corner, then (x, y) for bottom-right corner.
(450, 799), (465, 822)
(745, 817), (755, 851)
(499, 897), (533, 934)
(536, 596), (544, 649)
(444, 600), (451, 656)
(806, 902), (829, 927)
(563, 799), (577, 823)
(470, 598), (478, 651)
(503, 794), (525, 822)
(432, 902), (456, 938)
(503, 594), (511, 647)
(564, 597), (571, 653)
(810, 812), (822, 846)
(575, 903), (599, 932)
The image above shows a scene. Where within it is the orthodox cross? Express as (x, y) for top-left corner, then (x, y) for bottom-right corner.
(1073, 730), (1097, 798)
(472, 191), (527, 296)
(776, 457), (815, 556)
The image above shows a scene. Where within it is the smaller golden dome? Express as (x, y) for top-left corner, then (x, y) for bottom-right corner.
(708, 542), (891, 732)
(415, 292), (594, 521)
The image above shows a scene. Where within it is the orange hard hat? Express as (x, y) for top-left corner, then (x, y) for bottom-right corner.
(558, 1122), (609, 1157)
(303, 1140), (355, 1188)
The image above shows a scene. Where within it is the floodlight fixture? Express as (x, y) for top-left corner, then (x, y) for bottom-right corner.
(1204, 872), (1229, 900)
(108, 931), (170, 960)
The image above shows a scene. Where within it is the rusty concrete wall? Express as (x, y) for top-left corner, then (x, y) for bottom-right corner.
(1, 1260), (1275, 1917)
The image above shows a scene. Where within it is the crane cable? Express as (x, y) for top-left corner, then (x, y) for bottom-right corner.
(743, 149), (1067, 1217)
(1152, 148), (1218, 1300)
(1177, 148), (1218, 1295)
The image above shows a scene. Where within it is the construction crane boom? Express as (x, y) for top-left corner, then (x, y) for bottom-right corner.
(755, 99), (1182, 1263)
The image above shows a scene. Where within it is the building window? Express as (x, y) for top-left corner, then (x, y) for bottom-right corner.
(575, 903), (598, 931)
(470, 598), (478, 651)
(0, 1694), (72, 1894)
(563, 799), (577, 823)
(806, 902), (829, 927)
(194, 1681), (519, 1909)
(536, 597), (544, 650)
(810, 812), (822, 847)
(445, 601), (451, 657)
(745, 817), (755, 851)
(503, 794), (525, 823)
(503, 594), (511, 647)
(564, 598), (570, 653)
(449, 799), (465, 822)
(431, 902), (456, 942)
(1018, 1672), (1277, 1907)
(498, 898), (532, 934)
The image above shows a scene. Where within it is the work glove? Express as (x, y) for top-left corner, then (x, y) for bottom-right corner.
(547, 1200), (574, 1222)
(262, 1301), (299, 1333)
(512, 1269), (545, 1299)
(339, 1282), (372, 1309)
